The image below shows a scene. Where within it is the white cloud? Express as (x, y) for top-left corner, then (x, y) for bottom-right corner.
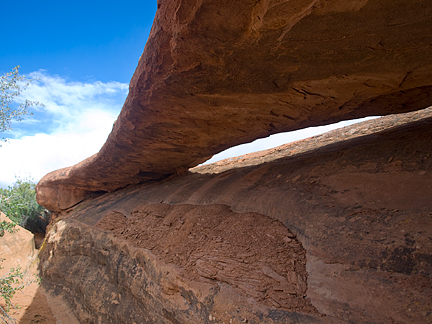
(23, 71), (127, 130)
(204, 117), (379, 164)
(0, 71), (128, 188)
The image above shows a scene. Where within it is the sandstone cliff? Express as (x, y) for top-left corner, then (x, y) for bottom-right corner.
(36, 0), (432, 211)
(35, 0), (432, 323)
(39, 109), (432, 323)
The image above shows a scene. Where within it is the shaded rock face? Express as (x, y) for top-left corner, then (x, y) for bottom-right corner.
(40, 211), (322, 324)
(39, 112), (432, 323)
(36, 0), (432, 211)
(35, 0), (432, 322)
(96, 204), (316, 313)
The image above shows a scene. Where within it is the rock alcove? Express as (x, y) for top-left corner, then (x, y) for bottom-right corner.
(36, 1), (432, 323)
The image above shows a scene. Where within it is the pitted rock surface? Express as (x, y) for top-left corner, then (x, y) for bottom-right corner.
(96, 204), (317, 313)
(36, 0), (432, 211)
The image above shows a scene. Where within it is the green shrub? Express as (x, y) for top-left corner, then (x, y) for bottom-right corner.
(0, 224), (29, 324)
(0, 216), (21, 323)
(0, 262), (24, 308)
(0, 184), (42, 323)
(0, 177), (49, 232)
(0, 221), (16, 238)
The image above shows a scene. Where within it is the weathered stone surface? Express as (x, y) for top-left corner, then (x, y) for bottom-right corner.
(36, 0), (432, 211)
(39, 111), (432, 323)
(0, 213), (35, 277)
(40, 216), (325, 324)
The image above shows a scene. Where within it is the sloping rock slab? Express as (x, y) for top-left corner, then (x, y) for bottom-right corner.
(0, 213), (35, 277)
(36, 0), (432, 211)
(40, 217), (325, 324)
(39, 111), (432, 323)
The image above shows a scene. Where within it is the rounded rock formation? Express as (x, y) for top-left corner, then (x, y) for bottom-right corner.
(36, 0), (432, 211)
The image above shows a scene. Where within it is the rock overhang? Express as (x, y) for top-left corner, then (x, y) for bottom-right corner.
(36, 0), (432, 211)
(38, 109), (432, 323)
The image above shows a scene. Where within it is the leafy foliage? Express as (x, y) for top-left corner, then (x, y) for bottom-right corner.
(0, 222), (16, 238)
(0, 67), (44, 323)
(0, 178), (44, 323)
(0, 248), (40, 324)
(0, 263), (24, 310)
(0, 255), (35, 324)
(0, 177), (46, 228)
(0, 66), (43, 141)
(0, 220), (24, 324)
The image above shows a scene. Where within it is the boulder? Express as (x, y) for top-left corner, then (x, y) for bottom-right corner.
(36, 0), (432, 211)
(0, 213), (35, 277)
(38, 109), (432, 323)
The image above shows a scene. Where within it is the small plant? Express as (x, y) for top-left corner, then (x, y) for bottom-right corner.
(0, 223), (24, 324)
(0, 225), (41, 324)
(0, 66), (44, 323)
(0, 261), (29, 324)
(0, 222), (16, 238)
(0, 263), (24, 308)
(0, 178), (44, 323)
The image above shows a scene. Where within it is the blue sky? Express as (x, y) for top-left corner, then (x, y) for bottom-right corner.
(0, 1), (156, 188)
(1, 1), (375, 189)
(2, 1), (157, 83)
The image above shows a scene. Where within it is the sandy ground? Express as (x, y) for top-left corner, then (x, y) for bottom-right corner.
(1, 233), (78, 324)
(1, 257), (56, 324)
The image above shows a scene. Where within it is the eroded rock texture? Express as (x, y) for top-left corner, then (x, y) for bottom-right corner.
(39, 110), (432, 323)
(36, 0), (432, 211)
(97, 204), (316, 313)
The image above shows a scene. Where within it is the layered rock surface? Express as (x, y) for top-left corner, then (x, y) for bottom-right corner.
(39, 110), (432, 323)
(36, 0), (432, 211)
(36, 0), (432, 322)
